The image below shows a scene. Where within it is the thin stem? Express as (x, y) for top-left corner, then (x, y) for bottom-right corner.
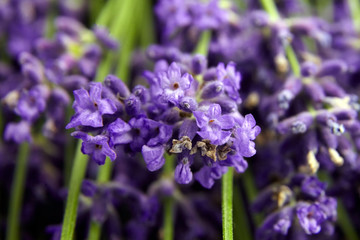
(139, 0), (156, 48)
(348, 0), (360, 32)
(6, 142), (30, 240)
(222, 167), (234, 240)
(193, 31), (211, 56)
(163, 155), (174, 240)
(61, 141), (88, 240)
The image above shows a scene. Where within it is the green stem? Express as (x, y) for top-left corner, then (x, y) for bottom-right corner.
(139, 0), (156, 48)
(193, 31), (211, 56)
(6, 142), (30, 240)
(259, 0), (300, 76)
(348, 0), (360, 32)
(222, 168), (234, 240)
(163, 155), (175, 240)
(61, 142), (88, 240)
(87, 159), (113, 240)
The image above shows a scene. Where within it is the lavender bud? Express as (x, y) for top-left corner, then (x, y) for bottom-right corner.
(104, 74), (130, 98)
(301, 61), (318, 77)
(190, 54), (207, 74)
(201, 81), (224, 99)
(316, 59), (347, 78)
(179, 97), (198, 112)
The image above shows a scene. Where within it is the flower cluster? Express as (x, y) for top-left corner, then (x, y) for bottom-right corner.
(2, 17), (117, 144)
(67, 56), (260, 188)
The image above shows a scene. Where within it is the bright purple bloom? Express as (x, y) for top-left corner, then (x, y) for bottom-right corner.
(72, 131), (116, 165)
(193, 104), (234, 145)
(108, 119), (133, 147)
(66, 82), (117, 129)
(216, 62), (241, 102)
(233, 114), (261, 157)
(157, 62), (193, 104)
(296, 202), (326, 234)
(301, 176), (326, 198)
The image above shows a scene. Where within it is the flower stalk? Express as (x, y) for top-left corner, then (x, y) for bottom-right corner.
(222, 167), (234, 240)
(6, 142), (30, 240)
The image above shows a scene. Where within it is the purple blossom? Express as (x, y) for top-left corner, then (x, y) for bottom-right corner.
(16, 85), (48, 122)
(233, 114), (261, 157)
(4, 121), (32, 143)
(157, 62), (193, 104)
(108, 119), (133, 147)
(72, 131), (116, 165)
(193, 104), (234, 145)
(141, 145), (165, 171)
(216, 62), (241, 102)
(66, 82), (117, 129)
(301, 176), (326, 198)
(296, 202), (326, 234)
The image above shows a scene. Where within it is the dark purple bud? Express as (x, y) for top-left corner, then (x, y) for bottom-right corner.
(132, 85), (149, 103)
(61, 75), (88, 90)
(125, 95), (142, 116)
(141, 145), (165, 171)
(277, 90), (294, 109)
(19, 52), (44, 83)
(4, 121), (32, 143)
(316, 59), (347, 78)
(277, 112), (314, 134)
(301, 61), (318, 77)
(203, 67), (217, 81)
(304, 82), (325, 102)
(55, 16), (85, 37)
(108, 118), (133, 146)
(190, 54), (207, 74)
(201, 81), (224, 99)
(93, 25), (119, 50)
(321, 81), (346, 97)
(301, 176), (326, 198)
(174, 153), (193, 184)
(81, 180), (97, 197)
(104, 74), (130, 98)
(146, 45), (166, 60)
(179, 97), (198, 112)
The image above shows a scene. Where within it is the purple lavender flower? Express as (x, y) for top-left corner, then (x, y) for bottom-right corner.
(66, 82), (117, 129)
(193, 104), (234, 145)
(296, 202), (326, 234)
(4, 121), (32, 143)
(157, 62), (193, 104)
(216, 62), (241, 102)
(15, 85), (48, 122)
(233, 114), (261, 157)
(108, 118), (133, 147)
(141, 145), (165, 171)
(72, 131), (116, 165)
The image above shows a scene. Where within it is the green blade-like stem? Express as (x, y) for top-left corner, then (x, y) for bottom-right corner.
(6, 143), (30, 240)
(222, 168), (234, 240)
(61, 142), (88, 240)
